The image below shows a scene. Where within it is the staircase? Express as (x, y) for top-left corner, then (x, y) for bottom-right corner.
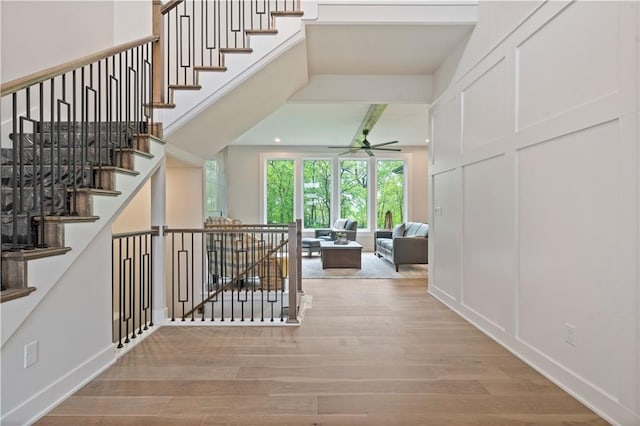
(0, 0), (306, 306)
(1, 122), (154, 294)
(0, 2), (308, 423)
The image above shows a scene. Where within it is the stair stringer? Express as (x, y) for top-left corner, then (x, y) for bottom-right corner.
(157, 6), (316, 138)
(0, 136), (166, 348)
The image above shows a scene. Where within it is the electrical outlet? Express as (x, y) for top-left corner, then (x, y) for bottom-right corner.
(565, 323), (576, 347)
(24, 341), (38, 368)
(435, 207), (443, 216)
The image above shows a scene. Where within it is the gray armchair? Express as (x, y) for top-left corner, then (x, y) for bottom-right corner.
(314, 219), (358, 241)
(375, 222), (428, 271)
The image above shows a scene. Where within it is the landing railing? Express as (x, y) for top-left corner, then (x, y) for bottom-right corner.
(0, 36), (157, 251)
(164, 221), (301, 323)
(158, 0), (302, 102)
(112, 229), (158, 348)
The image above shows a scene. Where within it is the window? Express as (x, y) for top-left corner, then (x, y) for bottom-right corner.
(339, 159), (368, 229)
(303, 160), (331, 229)
(376, 160), (405, 228)
(262, 155), (407, 230)
(205, 159), (221, 217)
(265, 159), (294, 224)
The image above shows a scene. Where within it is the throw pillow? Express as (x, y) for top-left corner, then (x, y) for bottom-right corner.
(392, 223), (405, 238)
(333, 218), (347, 229)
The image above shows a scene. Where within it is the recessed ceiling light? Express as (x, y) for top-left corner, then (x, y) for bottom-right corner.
(425, 139), (430, 143)
(274, 138), (281, 143)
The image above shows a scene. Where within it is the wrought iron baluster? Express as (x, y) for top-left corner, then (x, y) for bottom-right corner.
(10, 93), (18, 249)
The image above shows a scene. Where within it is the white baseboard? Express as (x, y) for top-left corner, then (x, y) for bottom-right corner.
(1, 344), (115, 426)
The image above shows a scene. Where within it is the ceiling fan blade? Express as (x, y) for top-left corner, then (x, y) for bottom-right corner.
(328, 145), (354, 149)
(365, 149), (375, 157)
(370, 140), (398, 148)
(371, 147), (402, 152)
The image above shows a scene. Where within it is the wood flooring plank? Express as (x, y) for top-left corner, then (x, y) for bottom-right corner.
(36, 415), (205, 426)
(159, 395), (317, 416)
(76, 378), (489, 397)
(317, 394), (599, 416)
(45, 396), (170, 416)
(36, 279), (605, 425)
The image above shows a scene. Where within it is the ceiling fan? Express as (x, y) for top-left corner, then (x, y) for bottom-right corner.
(328, 129), (401, 157)
(327, 104), (401, 157)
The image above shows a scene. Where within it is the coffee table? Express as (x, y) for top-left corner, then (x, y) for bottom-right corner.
(320, 241), (362, 269)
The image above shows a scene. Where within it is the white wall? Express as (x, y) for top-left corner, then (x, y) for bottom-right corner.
(113, 0), (152, 45)
(0, 0), (151, 83)
(429, 2), (639, 424)
(166, 166), (205, 228)
(0, 227), (115, 426)
(112, 181), (152, 233)
(226, 145), (429, 251)
(0, 1), (114, 83)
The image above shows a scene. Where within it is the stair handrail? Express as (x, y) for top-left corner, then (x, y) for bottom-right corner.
(0, 35), (159, 97)
(160, 0), (184, 15)
(1, 33), (158, 253)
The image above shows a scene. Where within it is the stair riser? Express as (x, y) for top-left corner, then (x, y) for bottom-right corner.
(1, 258), (28, 290)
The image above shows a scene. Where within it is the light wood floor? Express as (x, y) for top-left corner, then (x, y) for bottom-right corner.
(37, 279), (607, 425)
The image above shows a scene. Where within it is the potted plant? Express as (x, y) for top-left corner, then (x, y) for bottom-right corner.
(334, 231), (348, 245)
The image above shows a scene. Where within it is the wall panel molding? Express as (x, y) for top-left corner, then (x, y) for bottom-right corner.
(429, 1), (639, 423)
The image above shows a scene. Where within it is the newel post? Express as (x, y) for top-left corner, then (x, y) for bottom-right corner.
(286, 219), (302, 324)
(152, 0), (164, 106)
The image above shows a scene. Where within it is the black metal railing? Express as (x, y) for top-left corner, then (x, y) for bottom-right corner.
(112, 229), (158, 348)
(161, 0), (301, 98)
(1, 37), (157, 252)
(165, 221), (301, 323)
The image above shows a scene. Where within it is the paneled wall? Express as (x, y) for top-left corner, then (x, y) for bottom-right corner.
(429, 2), (639, 424)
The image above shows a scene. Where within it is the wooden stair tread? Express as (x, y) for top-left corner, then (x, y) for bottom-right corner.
(144, 102), (176, 109)
(2, 246), (72, 261)
(194, 66), (227, 72)
(245, 29), (278, 35)
(35, 215), (99, 223)
(93, 166), (139, 176)
(1, 287), (37, 303)
(271, 11), (304, 17)
(168, 84), (201, 90)
(68, 188), (121, 197)
(220, 48), (253, 54)
(149, 134), (167, 145)
(115, 148), (154, 159)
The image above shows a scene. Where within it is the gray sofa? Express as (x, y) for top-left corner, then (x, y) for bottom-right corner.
(375, 222), (428, 271)
(314, 219), (358, 241)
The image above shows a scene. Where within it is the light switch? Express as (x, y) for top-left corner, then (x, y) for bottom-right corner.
(434, 207), (443, 216)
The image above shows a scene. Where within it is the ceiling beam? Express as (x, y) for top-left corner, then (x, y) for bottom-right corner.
(351, 104), (387, 146)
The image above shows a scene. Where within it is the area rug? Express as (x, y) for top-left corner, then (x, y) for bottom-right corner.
(302, 252), (428, 279)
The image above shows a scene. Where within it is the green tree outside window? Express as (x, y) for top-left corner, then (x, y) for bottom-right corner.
(266, 160), (294, 224)
(340, 160), (368, 228)
(303, 160), (331, 229)
(376, 160), (405, 228)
